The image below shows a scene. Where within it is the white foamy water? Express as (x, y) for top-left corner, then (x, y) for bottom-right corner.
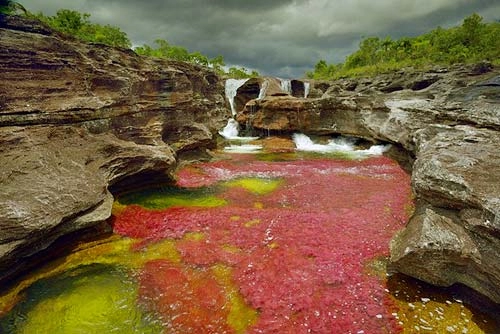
(219, 119), (259, 141)
(280, 79), (292, 94)
(304, 82), (310, 98)
(257, 80), (269, 100)
(292, 133), (390, 157)
(223, 144), (263, 153)
(225, 78), (249, 115)
(219, 118), (239, 138)
(221, 79), (259, 141)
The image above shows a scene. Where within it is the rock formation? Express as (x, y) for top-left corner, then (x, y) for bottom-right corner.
(0, 15), (228, 283)
(1, 13), (499, 306)
(237, 65), (500, 303)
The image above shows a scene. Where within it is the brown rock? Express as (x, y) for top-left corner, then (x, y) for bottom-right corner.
(0, 15), (228, 283)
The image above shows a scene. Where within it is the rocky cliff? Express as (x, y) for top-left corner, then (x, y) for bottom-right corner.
(236, 65), (500, 303)
(0, 15), (228, 283)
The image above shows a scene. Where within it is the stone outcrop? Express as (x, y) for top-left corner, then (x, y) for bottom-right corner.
(0, 15), (228, 283)
(236, 65), (500, 303)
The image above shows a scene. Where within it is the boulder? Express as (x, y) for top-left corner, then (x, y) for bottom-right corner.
(390, 125), (500, 302)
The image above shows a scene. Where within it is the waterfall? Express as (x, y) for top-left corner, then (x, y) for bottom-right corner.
(225, 78), (249, 116)
(220, 79), (259, 143)
(219, 118), (240, 138)
(257, 80), (269, 100)
(280, 79), (292, 95)
(304, 82), (310, 98)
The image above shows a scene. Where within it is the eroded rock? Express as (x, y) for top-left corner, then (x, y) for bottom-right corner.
(0, 16), (227, 283)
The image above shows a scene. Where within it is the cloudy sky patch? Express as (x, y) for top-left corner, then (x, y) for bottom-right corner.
(21, 0), (500, 77)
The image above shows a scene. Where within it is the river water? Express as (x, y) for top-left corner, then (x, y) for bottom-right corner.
(0, 138), (497, 333)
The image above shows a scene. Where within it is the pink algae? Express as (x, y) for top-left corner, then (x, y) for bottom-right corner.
(114, 155), (412, 333)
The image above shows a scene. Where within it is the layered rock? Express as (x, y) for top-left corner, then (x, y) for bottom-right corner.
(237, 65), (500, 303)
(391, 125), (500, 302)
(0, 15), (228, 283)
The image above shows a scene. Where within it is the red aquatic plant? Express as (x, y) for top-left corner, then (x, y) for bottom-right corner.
(114, 155), (412, 333)
(139, 260), (232, 333)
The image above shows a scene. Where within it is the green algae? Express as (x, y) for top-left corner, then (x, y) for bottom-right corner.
(117, 185), (226, 209)
(0, 265), (162, 334)
(222, 177), (283, 195)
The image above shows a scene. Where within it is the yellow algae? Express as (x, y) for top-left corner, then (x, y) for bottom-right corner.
(133, 239), (181, 264)
(230, 215), (241, 221)
(0, 236), (180, 316)
(111, 201), (127, 216)
(387, 275), (498, 334)
(1, 235), (131, 315)
(221, 244), (242, 254)
(267, 242), (279, 249)
(223, 177), (283, 195)
(1, 266), (162, 334)
(244, 219), (262, 228)
(253, 202), (264, 209)
(182, 231), (206, 241)
(211, 264), (258, 333)
(363, 257), (389, 279)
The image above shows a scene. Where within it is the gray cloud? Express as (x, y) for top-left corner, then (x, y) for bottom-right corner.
(21, 0), (500, 78)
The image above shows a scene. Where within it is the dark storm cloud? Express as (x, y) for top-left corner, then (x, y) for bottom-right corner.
(21, 0), (500, 78)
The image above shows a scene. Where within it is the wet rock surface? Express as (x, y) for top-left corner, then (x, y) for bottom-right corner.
(0, 15), (227, 283)
(237, 65), (500, 303)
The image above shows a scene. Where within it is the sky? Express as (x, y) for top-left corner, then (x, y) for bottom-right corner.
(20, 0), (500, 78)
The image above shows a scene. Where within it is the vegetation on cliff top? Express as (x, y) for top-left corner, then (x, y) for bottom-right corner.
(29, 9), (131, 48)
(0, 0), (25, 15)
(307, 13), (500, 79)
(22, 8), (258, 78)
(135, 40), (259, 78)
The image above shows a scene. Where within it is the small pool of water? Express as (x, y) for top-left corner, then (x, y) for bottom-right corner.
(1, 146), (498, 333)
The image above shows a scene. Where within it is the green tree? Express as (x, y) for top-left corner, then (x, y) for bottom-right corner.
(461, 13), (485, 48)
(0, 0), (26, 15)
(306, 13), (500, 79)
(189, 51), (209, 66)
(209, 55), (225, 74)
(227, 66), (259, 79)
(32, 9), (131, 48)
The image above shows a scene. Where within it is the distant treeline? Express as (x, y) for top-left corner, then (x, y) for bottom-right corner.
(307, 13), (500, 79)
(2, 3), (258, 78)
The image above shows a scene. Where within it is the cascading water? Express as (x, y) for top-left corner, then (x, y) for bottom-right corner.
(293, 133), (390, 157)
(304, 82), (310, 98)
(280, 79), (292, 95)
(218, 118), (240, 138)
(219, 79), (260, 149)
(257, 80), (268, 100)
(224, 78), (248, 116)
